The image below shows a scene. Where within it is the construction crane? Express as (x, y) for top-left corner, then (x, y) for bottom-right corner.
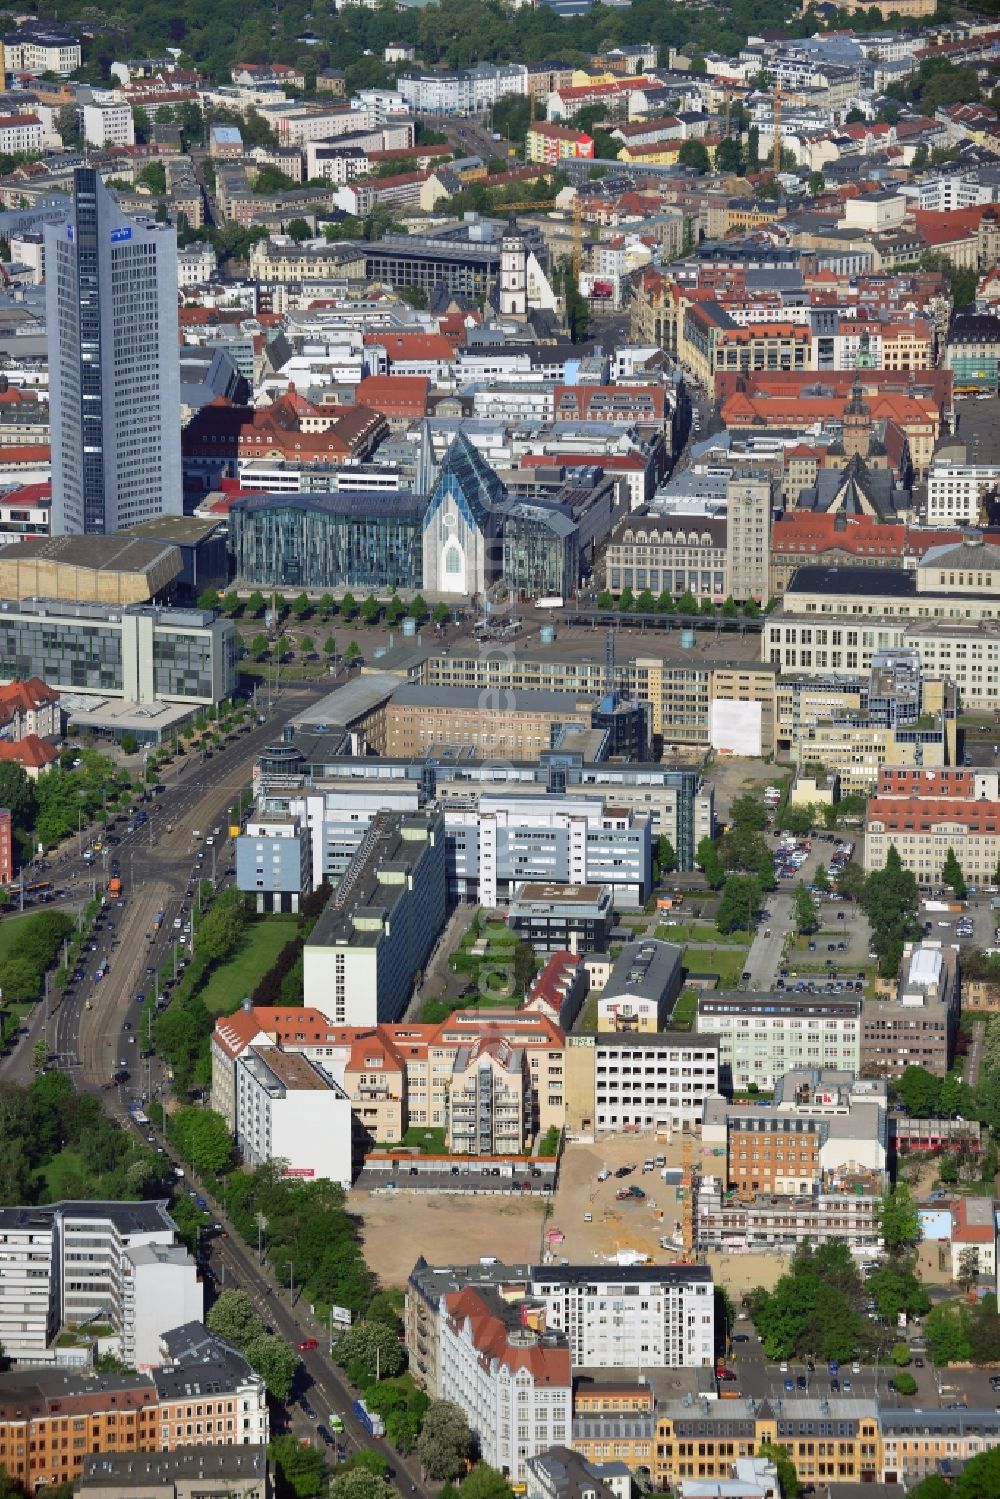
(680, 1131), (694, 1260)
(572, 194), (583, 283)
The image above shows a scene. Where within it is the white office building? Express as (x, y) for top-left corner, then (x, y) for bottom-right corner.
(594, 1033), (720, 1132)
(235, 1046), (355, 1186)
(0, 1201), (202, 1366)
(530, 1264), (715, 1369)
(81, 97), (135, 147)
(926, 463), (1000, 526)
(121, 1244), (205, 1369)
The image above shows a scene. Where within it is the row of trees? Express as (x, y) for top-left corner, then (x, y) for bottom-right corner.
(596, 587), (762, 620)
(153, 887), (249, 1091)
(199, 588), (442, 628)
(0, 748), (143, 860)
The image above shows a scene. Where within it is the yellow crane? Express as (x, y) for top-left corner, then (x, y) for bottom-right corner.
(681, 1132), (694, 1260)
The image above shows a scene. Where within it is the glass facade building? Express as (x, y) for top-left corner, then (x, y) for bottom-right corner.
(498, 499), (578, 599)
(0, 600), (235, 704)
(228, 491), (425, 590)
(44, 167), (182, 534)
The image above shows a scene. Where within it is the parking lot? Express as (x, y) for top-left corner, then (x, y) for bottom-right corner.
(743, 832), (873, 993)
(728, 1325), (1000, 1411)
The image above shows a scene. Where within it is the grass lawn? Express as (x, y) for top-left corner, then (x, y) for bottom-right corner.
(683, 945), (749, 985)
(577, 996), (598, 1034)
(199, 919), (299, 1016)
(401, 1126), (447, 1154)
(656, 921), (746, 945)
(670, 988), (698, 1029)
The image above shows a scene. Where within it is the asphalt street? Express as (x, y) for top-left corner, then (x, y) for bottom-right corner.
(0, 676), (435, 1491)
(0, 683), (328, 1096)
(160, 1144), (432, 1496)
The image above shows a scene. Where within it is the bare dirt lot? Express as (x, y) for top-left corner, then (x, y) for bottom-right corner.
(356, 1133), (795, 1291)
(355, 1190), (548, 1289)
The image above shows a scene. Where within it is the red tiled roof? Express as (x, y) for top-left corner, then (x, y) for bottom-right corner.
(445, 1286), (572, 1384)
(0, 678), (58, 717)
(363, 332), (455, 363)
(0, 734), (57, 770)
(867, 796), (1000, 833)
(0, 444), (50, 464)
(355, 375), (429, 418)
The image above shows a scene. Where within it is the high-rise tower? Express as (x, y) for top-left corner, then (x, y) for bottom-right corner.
(44, 167), (182, 534)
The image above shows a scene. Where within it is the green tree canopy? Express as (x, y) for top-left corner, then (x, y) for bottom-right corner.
(793, 883), (818, 935)
(717, 874), (762, 936)
(269, 1434), (328, 1498)
(880, 1183), (920, 1252)
(942, 846), (967, 899)
(861, 846), (919, 976)
(697, 836), (725, 890)
(332, 1321), (406, 1387)
(416, 1400), (472, 1482)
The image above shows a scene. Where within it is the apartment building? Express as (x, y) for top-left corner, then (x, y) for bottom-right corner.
(439, 1285), (572, 1482)
(0, 114), (42, 154)
(0, 1327), (266, 1492)
(701, 1069), (888, 1195)
(234, 1047), (355, 1185)
(525, 952), (589, 1030)
(156, 1323), (269, 1451)
(558, 1028), (720, 1138)
(0, 678), (60, 740)
(407, 1259), (715, 1394)
(212, 1005), (566, 1152)
(302, 810), (447, 1025)
(597, 941), (683, 1033)
(526, 123), (595, 163)
(861, 944), (959, 1079)
(880, 1409), (1000, 1484)
(696, 994), (862, 1094)
(696, 1174), (884, 1254)
(0, 1202), (201, 1369)
(3, 22), (81, 73)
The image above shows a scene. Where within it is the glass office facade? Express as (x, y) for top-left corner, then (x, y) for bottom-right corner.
(1, 616), (122, 692)
(0, 601), (235, 704)
(229, 491), (425, 590)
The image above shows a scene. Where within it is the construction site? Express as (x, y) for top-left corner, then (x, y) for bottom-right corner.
(356, 1130), (703, 1288)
